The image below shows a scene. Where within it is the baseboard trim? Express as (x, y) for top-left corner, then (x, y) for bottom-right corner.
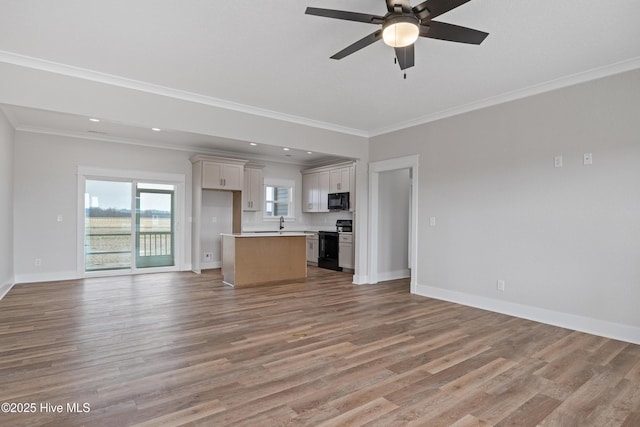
(352, 274), (369, 285)
(415, 284), (640, 345)
(15, 271), (78, 284)
(377, 269), (411, 282)
(201, 261), (221, 270)
(0, 277), (15, 301)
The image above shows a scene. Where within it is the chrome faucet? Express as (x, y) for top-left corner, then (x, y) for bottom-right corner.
(279, 216), (285, 230)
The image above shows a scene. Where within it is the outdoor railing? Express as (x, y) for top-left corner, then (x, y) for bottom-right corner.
(85, 231), (172, 257)
(138, 231), (172, 256)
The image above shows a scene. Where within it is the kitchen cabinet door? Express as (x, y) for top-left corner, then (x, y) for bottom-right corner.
(306, 234), (318, 263)
(302, 172), (330, 212)
(202, 162), (223, 189)
(329, 168), (350, 193)
(302, 173), (317, 212)
(243, 167), (263, 211)
(202, 162), (243, 190)
(221, 164), (243, 191)
(317, 171), (330, 212)
(339, 242), (353, 269)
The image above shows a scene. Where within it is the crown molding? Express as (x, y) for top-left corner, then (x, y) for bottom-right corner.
(0, 105), (19, 128)
(369, 56), (640, 137)
(0, 50), (368, 138)
(3, 50), (640, 140)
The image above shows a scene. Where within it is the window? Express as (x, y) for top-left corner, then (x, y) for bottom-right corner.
(264, 179), (294, 218)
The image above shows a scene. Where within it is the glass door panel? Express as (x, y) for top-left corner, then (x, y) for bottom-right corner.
(84, 180), (132, 271)
(136, 184), (175, 268)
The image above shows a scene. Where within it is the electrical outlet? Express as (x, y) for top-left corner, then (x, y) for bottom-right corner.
(583, 153), (593, 165)
(429, 217), (436, 227)
(35, 258), (42, 266)
(203, 252), (213, 262)
(57, 215), (63, 222)
(497, 279), (505, 292)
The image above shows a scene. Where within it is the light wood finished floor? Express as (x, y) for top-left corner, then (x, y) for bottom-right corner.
(1, 267), (639, 426)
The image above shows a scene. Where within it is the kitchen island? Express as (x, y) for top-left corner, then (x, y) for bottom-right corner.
(221, 233), (310, 287)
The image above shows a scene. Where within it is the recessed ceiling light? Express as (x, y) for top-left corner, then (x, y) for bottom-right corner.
(89, 118), (100, 122)
(283, 148), (290, 151)
(151, 127), (161, 132)
(307, 151), (313, 154)
(250, 142), (257, 146)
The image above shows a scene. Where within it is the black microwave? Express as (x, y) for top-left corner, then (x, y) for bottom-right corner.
(328, 192), (349, 211)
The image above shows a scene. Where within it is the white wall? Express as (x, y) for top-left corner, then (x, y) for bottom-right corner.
(0, 109), (14, 298)
(13, 131), (193, 283)
(377, 169), (410, 281)
(370, 69), (640, 343)
(201, 190), (233, 269)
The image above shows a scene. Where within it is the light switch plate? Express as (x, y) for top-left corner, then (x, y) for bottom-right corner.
(554, 156), (563, 168)
(583, 153), (593, 165)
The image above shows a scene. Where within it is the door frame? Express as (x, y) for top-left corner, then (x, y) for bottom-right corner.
(368, 155), (419, 294)
(77, 166), (186, 278)
(135, 187), (175, 269)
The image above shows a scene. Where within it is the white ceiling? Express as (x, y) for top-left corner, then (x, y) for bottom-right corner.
(1, 0), (639, 154)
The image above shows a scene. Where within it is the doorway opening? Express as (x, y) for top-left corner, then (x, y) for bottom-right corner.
(368, 155), (419, 293)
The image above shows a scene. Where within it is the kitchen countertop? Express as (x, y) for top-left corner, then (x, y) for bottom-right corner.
(221, 232), (313, 237)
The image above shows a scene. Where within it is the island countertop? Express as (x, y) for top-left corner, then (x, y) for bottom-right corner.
(221, 233), (308, 287)
(221, 232), (313, 237)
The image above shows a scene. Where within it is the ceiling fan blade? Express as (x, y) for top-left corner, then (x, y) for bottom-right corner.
(412, 0), (472, 21)
(305, 7), (384, 24)
(330, 30), (383, 60)
(386, 0), (412, 13)
(394, 45), (415, 70)
(420, 21), (488, 44)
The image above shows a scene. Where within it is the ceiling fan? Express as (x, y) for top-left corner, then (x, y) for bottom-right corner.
(305, 0), (488, 71)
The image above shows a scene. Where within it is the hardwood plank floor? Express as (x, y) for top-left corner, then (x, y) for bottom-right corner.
(0, 267), (639, 426)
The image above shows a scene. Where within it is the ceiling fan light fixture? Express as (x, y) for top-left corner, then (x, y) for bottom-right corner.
(382, 16), (419, 48)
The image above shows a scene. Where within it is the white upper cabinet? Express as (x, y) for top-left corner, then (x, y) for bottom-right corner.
(243, 167), (263, 211)
(302, 171), (329, 213)
(202, 162), (244, 191)
(329, 167), (351, 193)
(302, 162), (354, 213)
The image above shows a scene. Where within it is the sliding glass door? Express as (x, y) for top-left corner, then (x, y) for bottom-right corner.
(135, 184), (174, 268)
(84, 180), (133, 272)
(84, 179), (175, 273)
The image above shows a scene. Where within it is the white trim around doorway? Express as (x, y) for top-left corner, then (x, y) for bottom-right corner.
(368, 155), (419, 294)
(76, 166), (186, 278)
